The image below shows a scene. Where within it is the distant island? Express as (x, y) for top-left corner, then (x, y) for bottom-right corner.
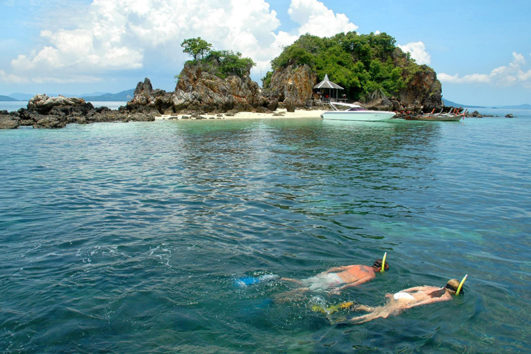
(0, 95), (19, 101)
(82, 89), (135, 102)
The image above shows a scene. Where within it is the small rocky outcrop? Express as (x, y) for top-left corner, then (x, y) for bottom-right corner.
(2, 94), (154, 129)
(265, 64), (317, 108)
(127, 78), (174, 114)
(364, 89), (400, 111)
(27, 94), (94, 115)
(0, 111), (19, 129)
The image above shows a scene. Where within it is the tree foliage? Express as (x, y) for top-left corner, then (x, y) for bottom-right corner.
(181, 37), (212, 61)
(264, 31), (429, 101)
(180, 38), (255, 79)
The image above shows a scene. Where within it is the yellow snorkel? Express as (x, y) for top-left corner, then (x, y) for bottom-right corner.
(380, 252), (387, 272)
(455, 274), (468, 295)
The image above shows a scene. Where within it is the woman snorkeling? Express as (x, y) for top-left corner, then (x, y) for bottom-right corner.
(347, 277), (467, 324)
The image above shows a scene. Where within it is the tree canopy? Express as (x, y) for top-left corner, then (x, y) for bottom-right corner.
(181, 37), (212, 61)
(263, 31), (431, 101)
(180, 37), (255, 79)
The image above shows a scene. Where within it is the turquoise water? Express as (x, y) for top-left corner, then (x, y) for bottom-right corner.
(0, 112), (530, 352)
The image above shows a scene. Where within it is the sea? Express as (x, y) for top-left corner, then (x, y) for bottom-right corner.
(0, 106), (529, 352)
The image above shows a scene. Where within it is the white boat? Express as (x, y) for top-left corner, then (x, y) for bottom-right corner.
(321, 102), (396, 121)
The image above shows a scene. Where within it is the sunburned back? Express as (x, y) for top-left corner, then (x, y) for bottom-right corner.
(337, 265), (375, 283)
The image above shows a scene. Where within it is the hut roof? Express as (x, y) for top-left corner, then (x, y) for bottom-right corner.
(313, 74), (344, 90)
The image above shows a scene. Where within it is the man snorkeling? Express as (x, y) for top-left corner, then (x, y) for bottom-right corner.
(347, 277), (467, 324)
(280, 257), (390, 295)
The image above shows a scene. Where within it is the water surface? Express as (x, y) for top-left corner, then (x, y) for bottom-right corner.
(0, 112), (529, 351)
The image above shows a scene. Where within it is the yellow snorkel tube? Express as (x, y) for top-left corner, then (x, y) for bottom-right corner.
(455, 274), (468, 295)
(380, 252), (387, 272)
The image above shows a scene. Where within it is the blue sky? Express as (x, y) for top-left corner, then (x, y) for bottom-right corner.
(1, 0), (530, 105)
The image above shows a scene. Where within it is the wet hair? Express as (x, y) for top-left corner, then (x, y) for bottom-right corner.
(445, 279), (463, 294)
(373, 259), (390, 271)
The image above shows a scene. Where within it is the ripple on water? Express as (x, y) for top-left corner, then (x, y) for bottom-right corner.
(0, 117), (530, 352)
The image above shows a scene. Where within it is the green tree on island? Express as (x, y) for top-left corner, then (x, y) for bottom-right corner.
(181, 37), (212, 61)
(180, 38), (255, 79)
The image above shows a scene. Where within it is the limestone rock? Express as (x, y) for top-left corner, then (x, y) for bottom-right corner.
(266, 64), (316, 107)
(0, 114), (19, 129)
(399, 66), (442, 112)
(127, 78), (174, 114)
(173, 63), (267, 112)
(27, 94), (94, 115)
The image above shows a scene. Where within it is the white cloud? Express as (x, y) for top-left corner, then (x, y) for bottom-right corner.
(438, 73), (490, 84)
(288, 0), (358, 37)
(0, 0), (359, 84)
(440, 52), (531, 87)
(398, 41), (431, 65)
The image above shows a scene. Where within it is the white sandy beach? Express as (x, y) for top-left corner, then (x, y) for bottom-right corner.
(156, 108), (326, 121)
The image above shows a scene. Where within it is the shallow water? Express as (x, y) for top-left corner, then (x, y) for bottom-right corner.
(0, 112), (530, 352)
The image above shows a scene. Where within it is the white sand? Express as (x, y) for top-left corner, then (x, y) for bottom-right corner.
(155, 108), (326, 121)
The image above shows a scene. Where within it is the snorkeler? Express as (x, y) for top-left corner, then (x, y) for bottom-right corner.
(281, 256), (390, 295)
(347, 276), (467, 324)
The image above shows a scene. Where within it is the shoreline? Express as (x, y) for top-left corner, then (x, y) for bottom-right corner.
(155, 108), (327, 121)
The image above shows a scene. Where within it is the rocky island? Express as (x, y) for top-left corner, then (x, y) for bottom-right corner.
(1, 32), (449, 129)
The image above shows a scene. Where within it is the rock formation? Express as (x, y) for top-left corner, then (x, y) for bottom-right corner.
(265, 64), (317, 109)
(173, 63), (268, 112)
(1, 94), (155, 129)
(398, 66), (442, 112)
(127, 62), (274, 115)
(127, 78), (174, 114)
(0, 111), (19, 129)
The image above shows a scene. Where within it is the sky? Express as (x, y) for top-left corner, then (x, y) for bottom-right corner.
(0, 0), (530, 106)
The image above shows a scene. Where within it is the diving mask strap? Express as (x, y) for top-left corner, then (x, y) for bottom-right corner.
(455, 274), (468, 295)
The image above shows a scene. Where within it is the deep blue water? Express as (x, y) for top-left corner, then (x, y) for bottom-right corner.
(1, 111), (530, 352)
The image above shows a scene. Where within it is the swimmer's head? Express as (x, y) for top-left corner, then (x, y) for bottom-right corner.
(373, 259), (389, 271)
(445, 279), (463, 294)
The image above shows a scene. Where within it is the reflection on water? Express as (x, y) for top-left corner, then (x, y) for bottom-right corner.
(0, 117), (529, 352)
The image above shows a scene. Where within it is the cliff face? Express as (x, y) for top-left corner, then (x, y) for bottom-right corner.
(399, 66), (442, 111)
(173, 63), (267, 112)
(266, 64), (316, 108)
(127, 64), (273, 114)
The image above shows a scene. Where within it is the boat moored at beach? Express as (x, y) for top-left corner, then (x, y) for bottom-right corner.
(321, 102), (396, 121)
